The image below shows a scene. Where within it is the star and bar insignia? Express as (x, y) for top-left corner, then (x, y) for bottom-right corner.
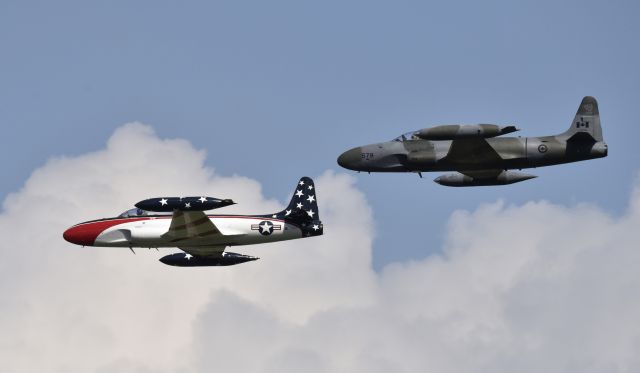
(251, 221), (282, 236)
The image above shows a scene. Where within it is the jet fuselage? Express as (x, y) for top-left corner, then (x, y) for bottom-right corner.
(63, 176), (324, 266)
(338, 135), (608, 173)
(63, 215), (307, 248)
(337, 96), (607, 186)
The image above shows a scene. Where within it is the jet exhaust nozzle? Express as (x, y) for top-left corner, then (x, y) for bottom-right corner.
(135, 197), (235, 212)
(159, 252), (259, 267)
(434, 171), (536, 187)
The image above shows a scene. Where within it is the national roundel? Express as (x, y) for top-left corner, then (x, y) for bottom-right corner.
(258, 221), (274, 235)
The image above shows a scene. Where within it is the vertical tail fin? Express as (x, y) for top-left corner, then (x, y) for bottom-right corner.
(271, 176), (323, 237)
(560, 96), (603, 142)
(274, 177), (320, 222)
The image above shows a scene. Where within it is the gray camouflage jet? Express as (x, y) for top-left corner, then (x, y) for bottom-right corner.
(337, 96), (607, 186)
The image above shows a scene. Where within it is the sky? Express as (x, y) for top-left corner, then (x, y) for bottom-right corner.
(1, 0), (639, 267)
(1, 0), (640, 371)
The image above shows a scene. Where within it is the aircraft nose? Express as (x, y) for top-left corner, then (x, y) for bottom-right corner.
(63, 224), (101, 246)
(337, 147), (362, 170)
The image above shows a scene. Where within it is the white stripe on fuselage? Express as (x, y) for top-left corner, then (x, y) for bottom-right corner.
(94, 216), (303, 248)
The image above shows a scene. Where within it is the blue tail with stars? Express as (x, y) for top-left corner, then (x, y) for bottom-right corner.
(271, 177), (323, 236)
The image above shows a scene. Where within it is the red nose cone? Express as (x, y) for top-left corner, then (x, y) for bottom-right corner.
(63, 224), (101, 246)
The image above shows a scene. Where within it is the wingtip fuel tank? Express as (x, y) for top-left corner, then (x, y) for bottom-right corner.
(434, 171), (537, 187)
(159, 252), (259, 267)
(135, 197), (235, 212)
(415, 124), (519, 140)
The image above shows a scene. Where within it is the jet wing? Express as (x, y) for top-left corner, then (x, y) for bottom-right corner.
(444, 138), (502, 165)
(161, 210), (222, 242)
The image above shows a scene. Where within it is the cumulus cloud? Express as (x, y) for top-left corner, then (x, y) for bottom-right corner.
(1, 123), (639, 373)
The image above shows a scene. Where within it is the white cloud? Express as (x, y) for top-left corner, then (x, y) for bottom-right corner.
(1, 123), (639, 373)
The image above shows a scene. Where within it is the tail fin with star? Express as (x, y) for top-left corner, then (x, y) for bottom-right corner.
(270, 177), (322, 236)
(278, 176), (319, 222)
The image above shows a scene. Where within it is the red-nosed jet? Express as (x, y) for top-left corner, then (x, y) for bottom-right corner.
(63, 177), (323, 266)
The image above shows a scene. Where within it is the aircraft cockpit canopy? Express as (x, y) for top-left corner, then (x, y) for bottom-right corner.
(392, 131), (420, 142)
(118, 208), (173, 218)
(118, 208), (153, 218)
(118, 208), (174, 218)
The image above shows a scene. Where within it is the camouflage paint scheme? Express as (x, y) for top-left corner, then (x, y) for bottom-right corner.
(337, 97), (607, 186)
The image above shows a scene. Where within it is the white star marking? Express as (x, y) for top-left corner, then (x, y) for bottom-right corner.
(307, 209), (315, 218)
(285, 209), (291, 216)
(260, 222), (272, 233)
(272, 214), (277, 218)
(295, 190), (304, 198)
(299, 180), (305, 186)
(296, 202), (303, 209)
(185, 202), (191, 208)
(159, 198), (168, 206)
(308, 185), (313, 190)
(312, 224), (319, 231)
(198, 197), (207, 203)
(185, 253), (193, 260)
(306, 195), (315, 203)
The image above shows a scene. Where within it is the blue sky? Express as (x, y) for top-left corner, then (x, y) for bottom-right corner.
(1, 0), (638, 269)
